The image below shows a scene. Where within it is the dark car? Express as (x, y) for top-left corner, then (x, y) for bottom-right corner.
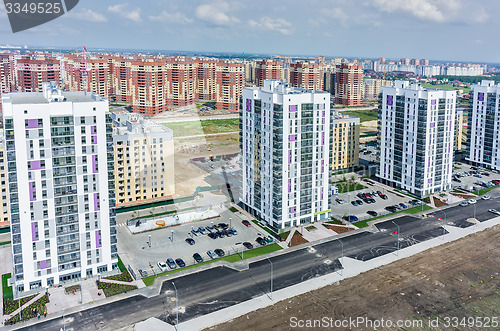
(367, 210), (378, 217)
(193, 253), (203, 263)
(399, 203), (407, 209)
(380, 194), (388, 200)
(351, 200), (358, 206)
(357, 193), (365, 199)
(356, 199), (363, 205)
(369, 198), (376, 203)
(243, 242), (253, 249)
(218, 223), (229, 229)
(214, 249), (225, 257)
(206, 225), (215, 232)
(138, 268), (148, 277)
(385, 206), (398, 213)
(175, 258), (185, 268)
(242, 220), (251, 227)
(166, 258), (177, 269)
(344, 215), (359, 222)
(227, 228), (238, 235)
(377, 191), (383, 197)
(185, 238), (195, 245)
(256, 237), (267, 246)
(208, 232), (217, 239)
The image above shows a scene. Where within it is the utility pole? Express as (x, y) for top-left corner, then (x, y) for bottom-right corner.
(336, 238), (344, 277)
(172, 282), (179, 331)
(392, 221), (400, 256)
(266, 258), (273, 300)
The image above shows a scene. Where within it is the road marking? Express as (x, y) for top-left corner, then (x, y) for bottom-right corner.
(308, 247), (316, 253)
(323, 259), (333, 265)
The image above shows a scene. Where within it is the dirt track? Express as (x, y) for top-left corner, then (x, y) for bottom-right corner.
(207, 225), (500, 330)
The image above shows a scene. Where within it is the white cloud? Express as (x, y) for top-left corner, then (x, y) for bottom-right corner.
(372, 0), (462, 22)
(108, 3), (142, 23)
(195, 2), (240, 26)
(321, 7), (348, 26)
(248, 17), (293, 35)
(149, 10), (193, 24)
(69, 8), (107, 22)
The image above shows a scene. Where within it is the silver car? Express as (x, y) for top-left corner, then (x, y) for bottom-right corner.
(206, 250), (218, 259)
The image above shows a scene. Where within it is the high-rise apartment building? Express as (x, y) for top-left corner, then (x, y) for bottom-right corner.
(0, 52), (15, 95)
(196, 59), (217, 101)
(254, 60), (284, 87)
(16, 54), (61, 92)
(289, 61), (324, 91)
(364, 79), (394, 100)
(63, 54), (110, 99)
(112, 112), (175, 206)
(240, 80), (331, 231)
(165, 58), (197, 108)
(131, 59), (168, 115)
(377, 81), (456, 197)
(455, 110), (464, 151)
(2, 82), (117, 293)
(0, 131), (9, 229)
(112, 56), (134, 104)
(334, 64), (363, 106)
(466, 80), (500, 170)
(215, 61), (244, 112)
(330, 112), (360, 171)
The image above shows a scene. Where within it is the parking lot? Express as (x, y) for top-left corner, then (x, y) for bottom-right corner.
(331, 181), (424, 222)
(452, 163), (500, 192)
(117, 209), (270, 277)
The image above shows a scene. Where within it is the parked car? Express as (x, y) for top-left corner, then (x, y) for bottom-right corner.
(482, 195), (491, 200)
(351, 200), (359, 206)
(193, 253), (203, 263)
(214, 249), (225, 257)
(157, 261), (168, 272)
(399, 203), (407, 209)
(166, 258), (177, 270)
(227, 228), (238, 235)
(377, 191), (383, 197)
(191, 228), (199, 236)
(207, 250), (218, 259)
(198, 227), (207, 235)
(138, 268), (148, 277)
(481, 172), (490, 176)
(385, 206), (398, 213)
(380, 194), (388, 200)
(335, 198), (344, 204)
(218, 223), (229, 229)
(185, 238), (195, 245)
(208, 232), (217, 239)
(367, 210), (378, 217)
(474, 174), (482, 178)
(368, 198), (376, 203)
(242, 220), (251, 227)
(206, 225), (215, 232)
(265, 236), (274, 243)
(459, 201), (469, 207)
(488, 209), (500, 215)
(256, 237), (267, 246)
(453, 178), (461, 183)
(356, 199), (363, 205)
(216, 231), (225, 238)
(409, 199), (420, 205)
(468, 199), (477, 204)
(344, 215), (359, 222)
(175, 258), (186, 268)
(243, 242), (254, 249)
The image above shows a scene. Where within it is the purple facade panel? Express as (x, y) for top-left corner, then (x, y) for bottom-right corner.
(29, 160), (43, 170)
(92, 135), (97, 144)
(478, 92), (484, 102)
(288, 179), (291, 193)
(91, 125), (96, 134)
(29, 182), (36, 201)
(94, 193), (100, 211)
(95, 230), (102, 248)
(290, 134), (296, 142)
(431, 99), (436, 105)
(288, 150), (292, 164)
(40, 260), (48, 269)
(387, 95), (393, 106)
(26, 119), (41, 129)
(92, 155), (98, 173)
(290, 105), (297, 112)
(31, 222), (38, 242)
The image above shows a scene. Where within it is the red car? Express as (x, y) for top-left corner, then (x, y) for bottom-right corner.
(377, 191), (383, 197)
(243, 242), (253, 249)
(242, 220), (251, 227)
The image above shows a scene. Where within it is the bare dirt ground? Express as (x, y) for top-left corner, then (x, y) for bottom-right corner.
(173, 134), (240, 197)
(208, 225), (500, 331)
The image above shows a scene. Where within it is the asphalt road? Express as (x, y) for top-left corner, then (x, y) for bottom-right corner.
(21, 189), (500, 330)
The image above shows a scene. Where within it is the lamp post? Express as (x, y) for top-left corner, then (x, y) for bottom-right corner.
(392, 221), (400, 256)
(172, 282), (179, 331)
(436, 210), (447, 241)
(171, 230), (174, 243)
(266, 257), (273, 300)
(229, 217), (232, 229)
(336, 238), (344, 277)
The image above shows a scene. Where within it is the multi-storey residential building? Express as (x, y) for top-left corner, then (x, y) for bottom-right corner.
(63, 54), (110, 99)
(377, 81), (456, 198)
(215, 61), (244, 112)
(2, 82), (117, 294)
(15, 54), (61, 92)
(111, 112), (175, 206)
(330, 112), (360, 171)
(240, 80), (331, 231)
(0, 52), (15, 94)
(196, 59), (216, 101)
(0, 130), (9, 229)
(254, 60), (284, 87)
(112, 56), (134, 104)
(289, 61), (324, 91)
(455, 110), (464, 151)
(131, 59), (168, 115)
(334, 64), (363, 106)
(364, 79), (394, 100)
(466, 80), (500, 170)
(165, 58), (197, 108)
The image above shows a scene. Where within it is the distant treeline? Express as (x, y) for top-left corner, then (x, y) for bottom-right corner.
(433, 75), (500, 84)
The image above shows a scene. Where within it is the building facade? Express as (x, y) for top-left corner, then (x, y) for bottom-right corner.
(455, 110), (464, 151)
(466, 80), (500, 170)
(254, 60), (284, 87)
(289, 61), (324, 91)
(0, 131), (9, 229)
(112, 112), (175, 207)
(330, 112), (360, 171)
(377, 81), (456, 198)
(334, 64), (363, 106)
(2, 82), (117, 294)
(215, 61), (244, 112)
(240, 80), (331, 231)
(364, 79), (394, 100)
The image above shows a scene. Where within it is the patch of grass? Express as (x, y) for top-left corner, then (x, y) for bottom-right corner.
(5, 295), (48, 325)
(341, 109), (378, 122)
(336, 182), (367, 193)
(64, 285), (81, 294)
(132, 209), (177, 220)
(477, 186), (498, 196)
(306, 225), (316, 231)
(422, 83), (471, 94)
(0, 241), (11, 246)
(163, 118), (239, 137)
(229, 206), (238, 213)
(353, 220), (370, 228)
(142, 244), (283, 286)
(405, 205), (433, 214)
(2, 273), (13, 302)
(250, 220), (279, 238)
(279, 231), (290, 241)
(327, 219), (344, 225)
(97, 281), (137, 297)
(117, 255), (126, 273)
(3, 294), (37, 315)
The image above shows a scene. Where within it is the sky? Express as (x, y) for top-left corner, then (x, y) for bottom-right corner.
(0, 0), (498, 63)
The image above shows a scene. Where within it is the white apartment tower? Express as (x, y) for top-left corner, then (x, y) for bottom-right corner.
(2, 82), (117, 294)
(466, 80), (500, 170)
(377, 81), (456, 198)
(240, 80), (331, 231)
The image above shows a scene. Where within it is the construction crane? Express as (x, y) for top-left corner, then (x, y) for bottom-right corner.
(80, 45), (89, 92)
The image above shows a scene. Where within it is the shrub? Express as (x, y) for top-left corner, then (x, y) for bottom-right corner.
(97, 281), (137, 297)
(104, 271), (133, 283)
(5, 295), (48, 325)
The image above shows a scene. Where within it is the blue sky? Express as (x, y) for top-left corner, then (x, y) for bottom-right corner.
(0, 0), (498, 63)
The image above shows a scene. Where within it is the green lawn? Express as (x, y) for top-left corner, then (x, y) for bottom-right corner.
(477, 186), (498, 196)
(2, 273), (13, 302)
(97, 281), (137, 297)
(0, 241), (11, 246)
(365, 205), (433, 222)
(353, 220), (370, 228)
(422, 83), (471, 94)
(341, 109), (378, 123)
(336, 182), (367, 193)
(142, 243), (283, 286)
(163, 118), (239, 137)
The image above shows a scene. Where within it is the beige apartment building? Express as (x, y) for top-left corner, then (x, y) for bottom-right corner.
(364, 79), (394, 100)
(455, 110), (464, 151)
(330, 112), (360, 171)
(112, 112), (175, 207)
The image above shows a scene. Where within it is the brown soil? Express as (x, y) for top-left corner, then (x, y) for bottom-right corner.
(173, 134), (239, 197)
(288, 231), (309, 247)
(433, 196), (448, 207)
(208, 225), (500, 331)
(325, 224), (354, 234)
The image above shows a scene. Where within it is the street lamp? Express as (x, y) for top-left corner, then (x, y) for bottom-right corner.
(266, 257), (273, 300)
(172, 282), (179, 331)
(436, 210), (447, 241)
(335, 238), (344, 277)
(235, 242), (244, 259)
(229, 217), (232, 229)
(171, 230), (174, 243)
(392, 221), (400, 256)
